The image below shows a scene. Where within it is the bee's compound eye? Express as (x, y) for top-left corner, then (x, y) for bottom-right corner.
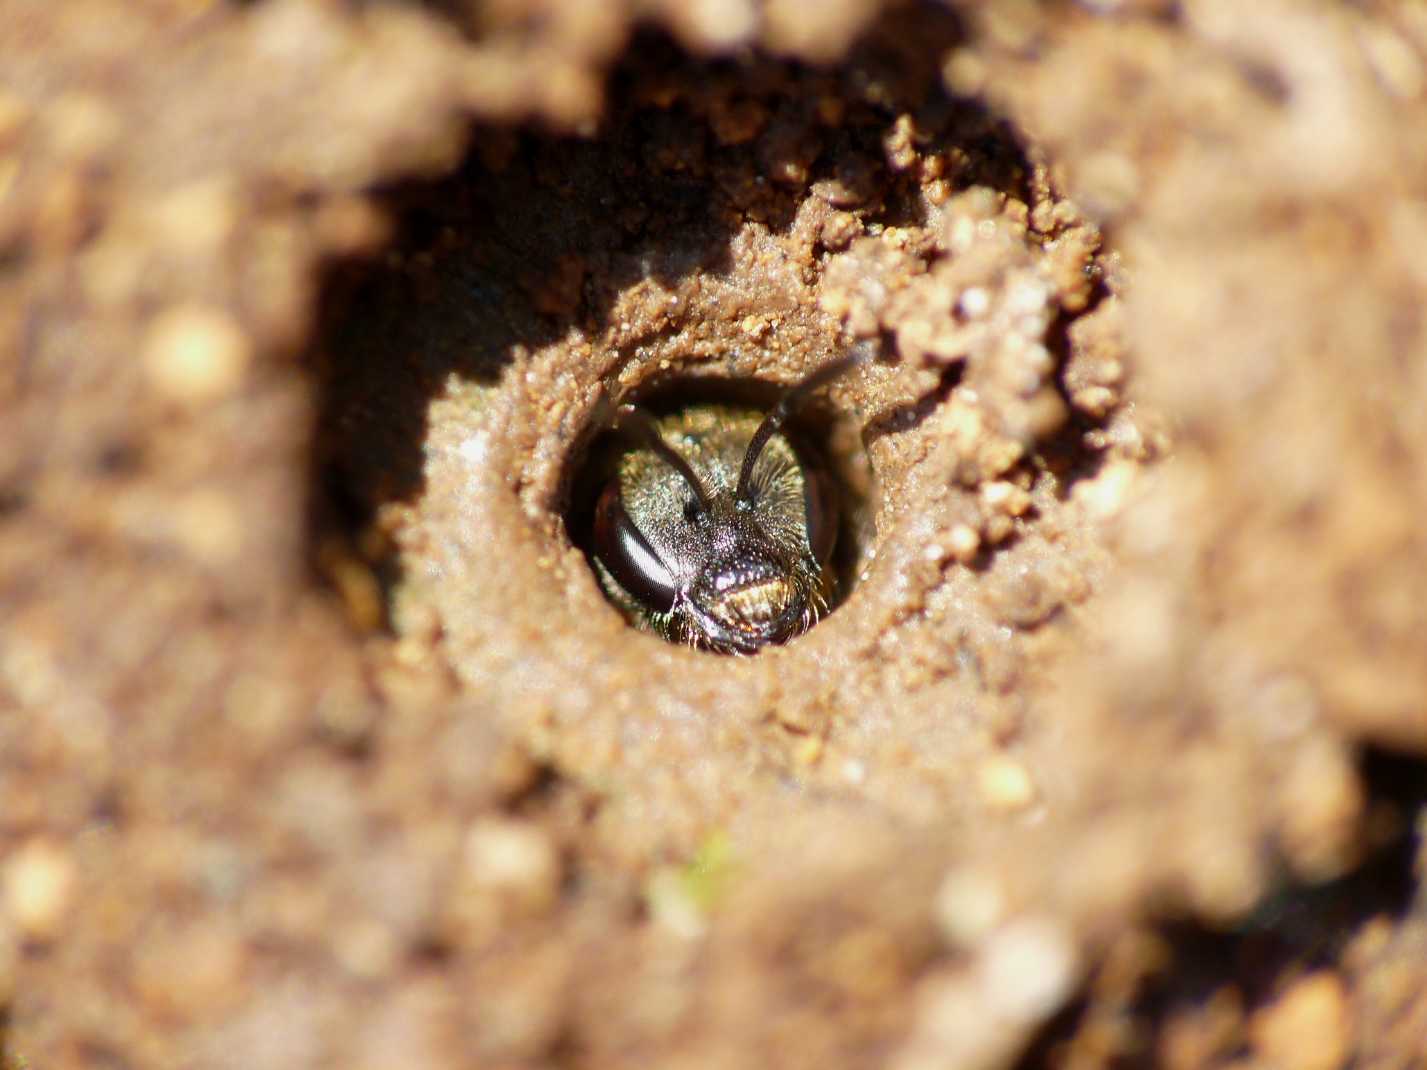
(594, 481), (678, 613)
(804, 466), (839, 566)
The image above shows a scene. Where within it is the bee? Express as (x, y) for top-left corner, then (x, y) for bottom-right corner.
(590, 354), (865, 654)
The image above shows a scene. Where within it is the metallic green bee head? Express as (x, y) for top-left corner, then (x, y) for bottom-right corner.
(592, 355), (861, 654)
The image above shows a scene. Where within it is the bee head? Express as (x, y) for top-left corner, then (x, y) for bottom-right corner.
(592, 354), (860, 653)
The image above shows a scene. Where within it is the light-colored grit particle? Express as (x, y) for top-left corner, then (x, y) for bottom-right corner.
(142, 303), (252, 406)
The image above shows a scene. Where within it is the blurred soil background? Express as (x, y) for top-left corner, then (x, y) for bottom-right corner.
(2, 0), (1426, 1068)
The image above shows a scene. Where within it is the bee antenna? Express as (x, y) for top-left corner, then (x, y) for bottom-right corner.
(615, 404), (712, 512)
(736, 351), (868, 503)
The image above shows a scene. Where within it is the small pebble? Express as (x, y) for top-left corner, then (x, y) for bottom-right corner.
(979, 916), (1078, 1023)
(934, 867), (1005, 946)
(1073, 461), (1135, 519)
(154, 179), (238, 255)
(948, 524), (981, 564)
(793, 735), (824, 766)
(666, 0), (756, 50)
(981, 481), (1031, 517)
(463, 817), (561, 915)
(1278, 737), (1363, 881)
(1250, 972), (1352, 1070)
(314, 193), (390, 256)
(4, 839), (77, 943)
(142, 303), (251, 406)
(942, 49), (987, 96)
(958, 286), (990, 319)
(977, 755), (1038, 813)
